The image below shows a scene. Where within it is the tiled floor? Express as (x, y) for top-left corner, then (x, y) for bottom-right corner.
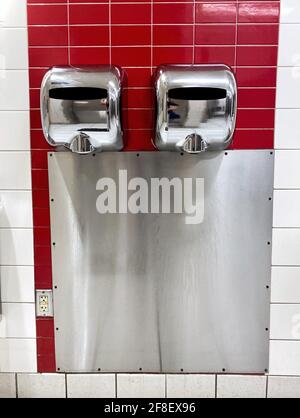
(0, 373), (300, 398)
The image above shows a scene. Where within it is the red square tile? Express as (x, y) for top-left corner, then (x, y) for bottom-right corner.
(238, 88), (276, 108)
(153, 26), (193, 46)
(124, 130), (156, 151)
(112, 47), (151, 67)
(28, 26), (68, 47)
(29, 69), (48, 88)
(37, 355), (56, 373)
(29, 47), (68, 68)
(112, 4), (151, 25)
(69, 4), (109, 24)
(33, 207), (50, 227)
(196, 3), (237, 23)
(195, 25), (236, 45)
(34, 246), (52, 266)
(27, 4), (67, 25)
(236, 67), (277, 87)
(237, 46), (278, 66)
(195, 46), (235, 66)
(124, 68), (152, 88)
(153, 46), (193, 66)
(112, 26), (151, 46)
(34, 265), (52, 288)
(37, 338), (55, 355)
(154, 4), (194, 24)
(32, 189), (50, 209)
(31, 130), (52, 150)
(70, 47), (110, 66)
(238, 24), (279, 45)
(127, 89), (153, 109)
(36, 319), (55, 339)
(32, 169), (49, 190)
(238, 2), (280, 23)
(236, 109), (275, 129)
(70, 26), (109, 47)
(233, 130), (274, 149)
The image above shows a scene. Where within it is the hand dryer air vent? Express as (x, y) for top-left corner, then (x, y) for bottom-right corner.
(41, 66), (124, 154)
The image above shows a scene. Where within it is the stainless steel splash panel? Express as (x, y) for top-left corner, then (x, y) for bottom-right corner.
(49, 151), (273, 373)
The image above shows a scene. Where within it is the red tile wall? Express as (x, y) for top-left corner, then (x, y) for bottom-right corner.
(27, 0), (280, 371)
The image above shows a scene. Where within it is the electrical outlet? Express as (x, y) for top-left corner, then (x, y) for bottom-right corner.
(36, 290), (53, 317)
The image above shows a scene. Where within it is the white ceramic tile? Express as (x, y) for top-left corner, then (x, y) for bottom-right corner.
(270, 304), (300, 340)
(67, 374), (116, 398)
(269, 340), (300, 375)
(273, 190), (300, 227)
(268, 376), (300, 398)
(274, 150), (300, 189)
(0, 0), (27, 28)
(0, 229), (34, 265)
(0, 28), (28, 69)
(0, 373), (16, 398)
(280, 0), (300, 23)
(217, 375), (266, 398)
(278, 24), (300, 67)
(0, 112), (30, 151)
(275, 110), (300, 150)
(0, 152), (31, 189)
(0, 266), (34, 303)
(271, 267), (300, 303)
(276, 68), (300, 109)
(272, 229), (300, 266)
(18, 374), (66, 398)
(0, 191), (33, 228)
(166, 374), (215, 398)
(0, 71), (29, 111)
(0, 303), (36, 338)
(0, 339), (36, 373)
(117, 374), (165, 398)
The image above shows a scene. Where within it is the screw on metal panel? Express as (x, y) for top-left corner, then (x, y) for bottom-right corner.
(52, 242), (56, 246)
(54, 286), (57, 289)
(267, 242), (271, 245)
(225, 152), (228, 155)
(180, 152), (184, 156)
(180, 368), (184, 372)
(139, 368), (142, 371)
(51, 198), (54, 202)
(56, 328), (59, 331)
(57, 368), (60, 371)
(49, 154), (53, 157)
(93, 153), (96, 157)
(270, 152), (273, 155)
(266, 285), (269, 289)
(269, 197), (272, 201)
(222, 368), (226, 372)
(136, 153), (140, 157)
(98, 368), (101, 372)
(265, 328), (269, 331)
(265, 369), (268, 373)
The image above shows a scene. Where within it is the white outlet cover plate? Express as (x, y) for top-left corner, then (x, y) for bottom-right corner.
(36, 290), (54, 317)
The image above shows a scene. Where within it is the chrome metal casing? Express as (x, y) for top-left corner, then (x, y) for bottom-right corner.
(154, 65), (237, 153)
(41, 66), (124, 154)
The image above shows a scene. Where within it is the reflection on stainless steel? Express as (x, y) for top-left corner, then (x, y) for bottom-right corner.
(49, 151), (273, 373)
(41, 66), (124, 154)
(155, 65), (237, 153)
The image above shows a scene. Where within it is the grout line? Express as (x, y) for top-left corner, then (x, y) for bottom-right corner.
(67, 0), (70, 65)
(15, 374), (18, 399)
(215, 374), (217, 398)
